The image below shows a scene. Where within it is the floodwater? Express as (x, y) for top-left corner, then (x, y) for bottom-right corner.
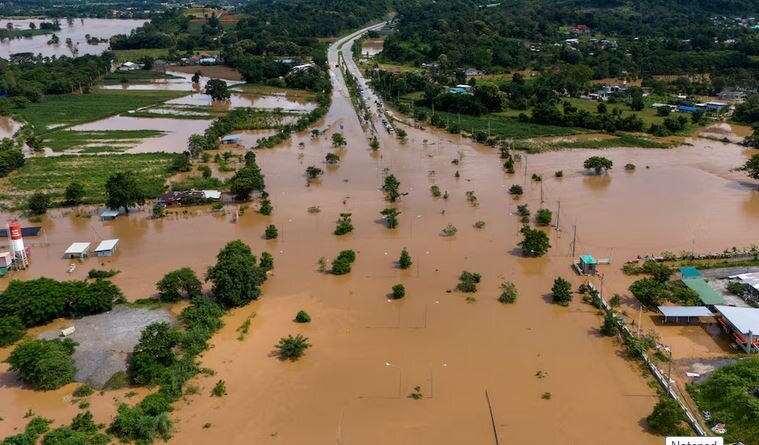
(0, 18), (145, 59)
(1, 26), (758, 445)
(360, 38), (384, 58)
(166, 92), (316, 113)
(67, 116), (212, 154)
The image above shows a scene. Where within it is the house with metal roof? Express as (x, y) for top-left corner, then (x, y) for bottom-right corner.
(679, 267), (702, 279)
(94, 239), (119, 257)
(64, 242), (91, 259)
(714, 305), (759, 353)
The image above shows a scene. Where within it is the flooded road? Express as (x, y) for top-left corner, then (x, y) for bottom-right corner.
(0, 18), (145, 59)
(1, 24), (758, 445)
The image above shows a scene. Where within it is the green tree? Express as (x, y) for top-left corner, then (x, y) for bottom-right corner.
(71, 280), (122, 315)
(325, 152), (340, 164)
(629, 278), (667, 307)
(204, 79), (230, 101)
(535, 208), (552, 226)
(331, 133), (346, 148)
(230, 165), (265, 201)
(739, 153), (759, 182)
(399, 248), (412, 270)
(334, 212), (354, 235)
(275, 334), (311, 360)
(396, 127), (407, 141)
(294, 310), (311, 323)
(499, 281), (517, 304)
(331, 250), (356, 275)
(0, 315), (24, 346)
(509, 184), (523, 196)
(264, 224), (278, 239)
(206, 240), (266, 308)
(7, 339), (77, 390)
(187, 134), (207, 158)
(370, 136), (380, 150)
(64, 182), (85, 206)
(259, 197), (273, 215)
(584, 156), (613, 174)
(646, 398), (687, 436)
(552, 277), (572, 306)
(128, 322), (182, 385)
(105, 172), (146, 214)
(600, 312), (619, 336)
(519, 225), (551, 256)
(27, 192), (50, 215)
(259, 252), (274, 271)
(391, 284), (406, 299)
(156, 268), (202, 302)
(380, 207), (400, 228)
(382, 174), (403, 202)
(305, 165), (323, 179)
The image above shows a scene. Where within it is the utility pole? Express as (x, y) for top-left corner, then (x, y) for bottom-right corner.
(637, 305), (643, 337)
(571, 225), (577, 258)
(666, 346), (673, 391)
(540, 182), (544, 204)
(556, 200), (561, 230)
(523, 155), (528, 187)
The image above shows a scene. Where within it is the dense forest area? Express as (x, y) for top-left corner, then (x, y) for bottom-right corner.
(381, 0), (759, 84)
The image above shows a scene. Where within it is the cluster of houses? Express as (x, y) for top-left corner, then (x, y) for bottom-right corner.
(275, 59), (316, 72)
(158, 190), (222, 207)
(651, 101), (728, 113)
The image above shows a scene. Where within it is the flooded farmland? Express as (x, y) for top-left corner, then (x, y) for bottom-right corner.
(0, 28), (758, 445)
(0, 18), (145, 59)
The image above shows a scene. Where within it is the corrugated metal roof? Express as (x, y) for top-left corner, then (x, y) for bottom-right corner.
(679, 267), (702, 279)
(95, 239), (119, 252)
(715, 305), (759, 335)
(65, 242), (91, 255)
(682, 278), (725, 305)
(658, 306), (713, 318)
(579, 255), (597, 264)
(733, 273), (759, 292)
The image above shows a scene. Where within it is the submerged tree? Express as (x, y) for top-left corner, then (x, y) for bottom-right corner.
(518, 225), (551, 256)
(551, 277), (572, 306)
(334, 213), (354, 235)
(380, 207), (400, 228)
(156, 268), (202, 302)
(275, 334), (311, 360)
(398, 248), (412, 269)
(382, 174), (404, 202)
(584, 156), (613, 174)
(331, 133), (347, 148)
(739, 153), (759, 184)
(204, 79), (230, 101)
(206, 240), (266, 308)
(305, 165), (323, 179)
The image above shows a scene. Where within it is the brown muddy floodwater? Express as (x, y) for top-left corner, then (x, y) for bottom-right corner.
(1, 35), (758, 445)
(0, 18), (145, 59)
(360, 38), (384, 58)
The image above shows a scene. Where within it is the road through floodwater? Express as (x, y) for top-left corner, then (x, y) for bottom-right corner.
(0, 22), (757, 445)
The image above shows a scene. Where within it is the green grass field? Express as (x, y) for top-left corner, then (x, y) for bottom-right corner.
(111, 48), (172, 62)
(6, 153), (176, 207)
(102, 70), (182, 84)
(14, 89), (189, 132)
(419, 107), (581, 139)
(44, 130), (167, 152)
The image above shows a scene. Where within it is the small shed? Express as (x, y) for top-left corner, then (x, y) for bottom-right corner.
(658, 306), (713, 323)
(578, 255), (598, 275)
(100, 210), (120, 221)
(64, 242), (91, 259)
(221, 134), (241, 145)
(714, 305), (759, 353)
(94, 239), (119, 257)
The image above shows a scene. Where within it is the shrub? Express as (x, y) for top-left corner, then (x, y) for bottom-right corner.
(103, 371), (129, 390)
(295, 310), (311, 323)
(87, 269), (119, 279)
(646, 398), (688, 436)
(7, 339), (77, 390)
(727, 281), (745, 295)
(73, 384), (94, 398)
(554, 170), (563, 177)
(391, 284), (406, 299)
(275, 334), (311, 360)
(259, 252), (274, 271)
(551, 277), (572, 306)
(430, 185), (441, 197)
(259, 198), (272, 215)
(399, 248), (412, 269)
(27, 192), (50, 215)
(531, 174), (542, 182)
(157, 268), (202, 302)
(498, 281), (517, 304)
(0, 315), (25, 347)
(441, 224), (458, 237)
(509, 184), (523, 196)
(264, 224), (278, 239)
(211, 380), (227, 397)
(334, 213), (354, 235)
(535, 209), (552, 226)
(517, 204), (530, 217)
(107, 403), (172, 443)
(624, 163), (636, 171)
(473, 220), (486, 229)
(332, 250), (356, 275)
(128, 322), (182, 386)
(456, 271), (481, 293)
